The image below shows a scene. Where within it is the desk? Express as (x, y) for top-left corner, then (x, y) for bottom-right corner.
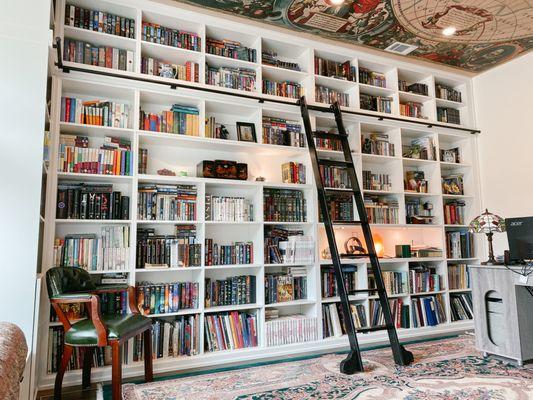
(470, 265), (533, 366)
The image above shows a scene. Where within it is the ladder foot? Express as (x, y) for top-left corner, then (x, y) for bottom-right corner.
(340, 350), (364, 374)
(397, 345), (414, 366)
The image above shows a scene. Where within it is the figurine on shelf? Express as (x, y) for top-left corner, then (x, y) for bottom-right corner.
(157, 168), (176, 176)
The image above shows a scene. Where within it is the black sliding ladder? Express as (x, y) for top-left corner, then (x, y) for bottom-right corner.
(299, 96), (414, 373)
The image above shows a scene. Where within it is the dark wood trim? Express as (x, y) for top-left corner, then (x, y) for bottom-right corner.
(111, 341), (122, 400)
(54, 345), (73, 400)
(82, 347), (94, 389)
(143, 329), (153, 382)
(128, 286), (140, 314)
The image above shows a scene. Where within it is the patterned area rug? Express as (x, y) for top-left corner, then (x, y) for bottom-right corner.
(123, 335), (533, 399)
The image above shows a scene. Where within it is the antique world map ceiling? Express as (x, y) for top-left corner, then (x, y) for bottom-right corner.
(177, 0), (533, 72)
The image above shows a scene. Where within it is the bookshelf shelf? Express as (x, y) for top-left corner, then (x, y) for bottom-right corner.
(38, 0), (481, 389)
(204, 304), (261, 313)
(448, 288), (472, 293)
(55, 219), (132, 224)
(265, 299), (316, 308)
(63, 25), (137, 51)
(87, 269), (129, 275)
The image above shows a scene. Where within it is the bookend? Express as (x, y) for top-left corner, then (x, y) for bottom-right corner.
(299, 96), (414, 374)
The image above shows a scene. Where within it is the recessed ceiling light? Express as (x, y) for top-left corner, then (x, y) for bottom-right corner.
(442, 26), (457, 36)
(329, 0), (345, 4)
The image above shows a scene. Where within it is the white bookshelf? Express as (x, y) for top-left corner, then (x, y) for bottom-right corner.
(37, 0), (481, 390)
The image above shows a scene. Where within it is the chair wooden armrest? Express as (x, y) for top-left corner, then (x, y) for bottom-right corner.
(50, 294), (108, 347)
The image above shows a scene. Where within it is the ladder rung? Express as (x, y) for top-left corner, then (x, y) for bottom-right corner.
(313, 131), (348, 140)
(341, 254), (370, 259)
(332, 220), (362, 225)
(323, 187), (354, 194)
(318, 159), (353, 168)
(349, 288), (379, 294)
(356, 324), (392, 333)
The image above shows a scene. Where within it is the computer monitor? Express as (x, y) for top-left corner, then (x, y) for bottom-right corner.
(506, 217), (533, 262)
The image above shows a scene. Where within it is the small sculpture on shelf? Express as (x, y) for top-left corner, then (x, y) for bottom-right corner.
(157, 168), (176, 176)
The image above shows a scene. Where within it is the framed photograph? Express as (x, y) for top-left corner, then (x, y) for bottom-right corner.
(236, 122), (257, 143)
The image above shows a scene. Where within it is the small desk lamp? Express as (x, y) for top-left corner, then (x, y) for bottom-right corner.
(469, 209), (506, 265)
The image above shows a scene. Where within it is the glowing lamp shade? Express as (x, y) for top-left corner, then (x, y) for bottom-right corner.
(373, 233), (385, 257)
(326, 0), (345, 5)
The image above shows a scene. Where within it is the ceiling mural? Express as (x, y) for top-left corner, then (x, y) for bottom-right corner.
(177, 0), (533, 72)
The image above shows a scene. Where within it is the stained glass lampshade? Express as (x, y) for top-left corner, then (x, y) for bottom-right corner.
(469, 209), (506, 264)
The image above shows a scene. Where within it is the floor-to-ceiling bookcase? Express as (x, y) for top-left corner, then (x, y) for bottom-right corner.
(37, 0), (481, 389)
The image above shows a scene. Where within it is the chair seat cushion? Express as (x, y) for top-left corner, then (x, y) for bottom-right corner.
(65, 314), (151, 346)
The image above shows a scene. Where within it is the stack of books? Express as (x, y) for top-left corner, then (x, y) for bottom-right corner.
(361, 133), (395, 156)
(206, 66), (256, 92)
(205, 275), (256, 307)
(263, 189), (306, 222)
(206, 38), (256, 62)
(136, 281), (199, 315)
(65, 5), (135, 38)
(265, 314), (318, 346)
(364, 196), (399, 224)
(262, 117), (304, 147)
(315, 85), (349, 106)
(314, 57), (356, 81)
(204, 311), (258, 352)
(137, 184), (197, 221)
(204, 239), (254, 265)
(141, 22), (201, 51)
(139, 104), (200, 135)
(360, 94), (392, 113)
(63, 38), (134, 71)
(61, 97), (130, 128)
(262, 51), (301, 71)
(359, 68), (386, 87)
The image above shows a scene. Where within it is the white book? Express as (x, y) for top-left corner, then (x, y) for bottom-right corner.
(112, 48), (119, 70)
(126, 51), (134, 72)
(69, 5), (75, 26)
(163, 322), (171, 357)
(329, 304), (343, 337)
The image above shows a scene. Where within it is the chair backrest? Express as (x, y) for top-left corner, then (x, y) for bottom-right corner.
(46, 267), (97, 299)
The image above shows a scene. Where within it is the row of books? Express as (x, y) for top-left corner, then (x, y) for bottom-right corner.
(400, 102), (424, 119)
(204, 239), (254, 266)
(315, 135), (342, 151)
(265, 314), (318, 346)
(359, 68), (386, 87)
(437, 107), (461, 125)
(370, 299), (410, 329)
(136, 227), (201, 269)
(315, 85), (349, 107)
(360, 94), (392, 114)
(448, 264), (470, 290)
(409, 265), (441, 294)
(47, 327), (130, 373)
(314, 57), (356, 81)
(137, 184), (197, 221)
(262, 116), (305, 148)
(65, 4), (135, 38)
(204, 116), (229, 139)
(281, 162), (306, 184)
(53, 226), (130, 271)
(264, 228), (301, 264)
(444, 200), (466, 225)
(405, 198), (434, 225)
(140, 57), (199, 83)
(139, 104), (200, 135)
(56, 183), (129, 220)
(57, 135), (132, 176)
(205, 275), (256, 307)
(63, 38), (133, 72)
(204, 311), (258, 352)
(363, 171), (392, 191)
(60, 97), (130, 128)
(321, 265), (357, 298)
(398, 81), (428, 96)
(362, 133), (395, 156)
(435, 84), (462, 103)
(133, 316), (200, 360)
(410, 295), (447, 328)
(141, 22), (201, 51)
(263, 188), (307, 222)
(136, 281), (200, 315)
(205, 195), (253, 222)
(450, 293), (473, 321)
(138, 148), (148, 174)
(262, 80), (303, 99)
(322, 302), (367, 338)
(262, 51), (301, 71)
(206, 38), (257, 62)
(380, 271), (407, 295)
(324, 194), (353, 222)
(265, 269), (307, 304)
(206, 66), (256, 92)
(320, 165), (351, 189)
(446, 231), (475, 259)
(364, 196), (399, 224)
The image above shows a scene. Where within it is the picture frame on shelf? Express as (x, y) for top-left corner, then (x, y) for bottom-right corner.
(237, 122), (257, 143)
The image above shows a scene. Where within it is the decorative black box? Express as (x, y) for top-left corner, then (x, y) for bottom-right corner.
(197, 160), (247, 180)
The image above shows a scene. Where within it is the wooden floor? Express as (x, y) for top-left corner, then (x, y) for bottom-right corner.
(37, 384), (101, 400)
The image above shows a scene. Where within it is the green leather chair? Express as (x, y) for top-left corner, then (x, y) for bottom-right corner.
(46, 267), (153, 399)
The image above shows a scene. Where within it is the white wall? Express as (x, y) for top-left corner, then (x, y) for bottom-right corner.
(473, 52), (533, 255)
(0, 0), (51, 398)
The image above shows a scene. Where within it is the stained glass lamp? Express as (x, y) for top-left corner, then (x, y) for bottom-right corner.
(469, 209), (506, 265)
